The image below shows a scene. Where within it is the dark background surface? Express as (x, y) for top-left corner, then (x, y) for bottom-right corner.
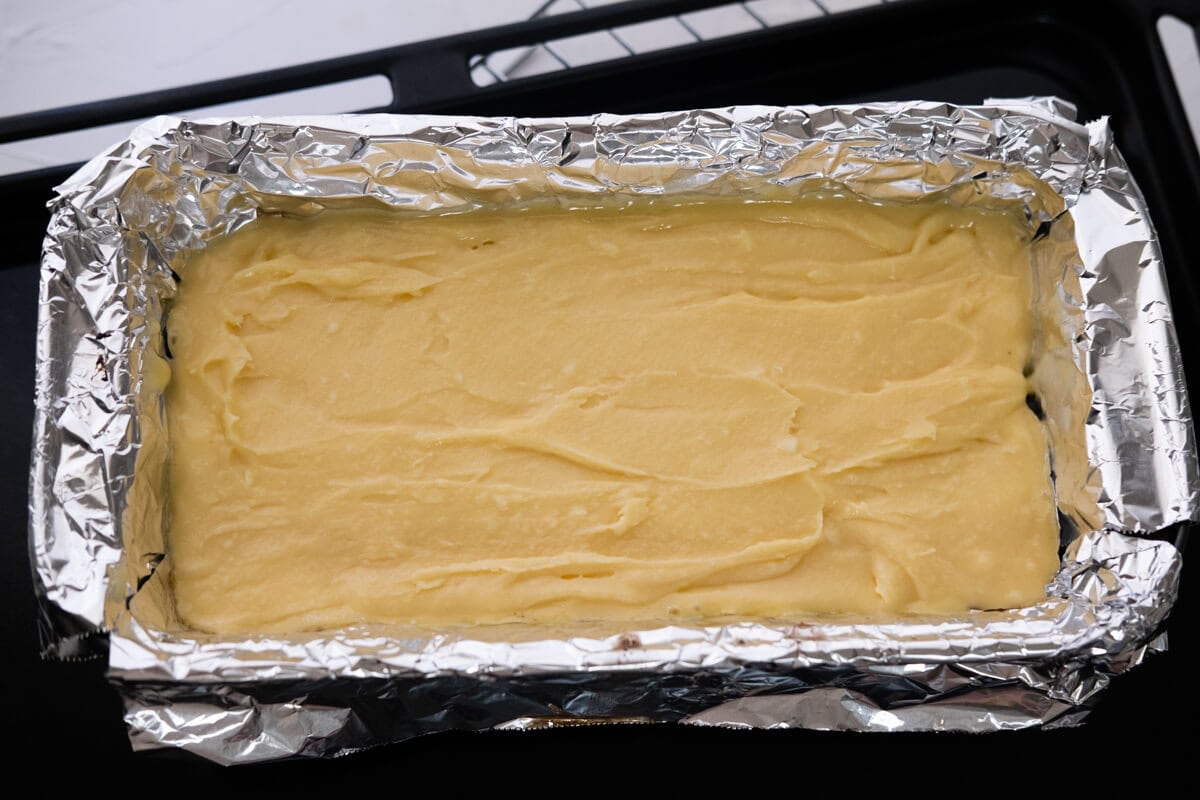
(2, 0), (1197, 782)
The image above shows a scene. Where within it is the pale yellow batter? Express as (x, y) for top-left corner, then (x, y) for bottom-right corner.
(165, 196), (1061, 634)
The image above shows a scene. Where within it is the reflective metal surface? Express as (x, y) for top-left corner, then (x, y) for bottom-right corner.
(30, 101), (1197, 761)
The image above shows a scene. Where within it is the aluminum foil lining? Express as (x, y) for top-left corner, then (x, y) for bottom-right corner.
(30, 100), (1198, 762)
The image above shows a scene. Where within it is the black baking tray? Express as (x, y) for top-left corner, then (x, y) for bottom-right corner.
(2, 0), (1197, 781)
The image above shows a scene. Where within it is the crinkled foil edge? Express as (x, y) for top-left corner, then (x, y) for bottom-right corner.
(29, 100), (1197, 761)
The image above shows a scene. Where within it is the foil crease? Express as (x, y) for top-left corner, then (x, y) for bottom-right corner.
(29, 100), (1197, 761)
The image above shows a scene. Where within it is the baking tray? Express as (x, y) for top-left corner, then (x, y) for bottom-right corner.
(2, 0), (1197, 777)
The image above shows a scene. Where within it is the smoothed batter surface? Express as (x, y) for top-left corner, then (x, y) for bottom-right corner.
(166, 196), (1061, 634)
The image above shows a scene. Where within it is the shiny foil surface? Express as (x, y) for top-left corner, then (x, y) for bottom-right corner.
(30, 100), (1197, 763)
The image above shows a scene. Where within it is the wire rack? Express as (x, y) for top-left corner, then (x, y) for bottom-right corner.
(469, 0), (888, 87)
